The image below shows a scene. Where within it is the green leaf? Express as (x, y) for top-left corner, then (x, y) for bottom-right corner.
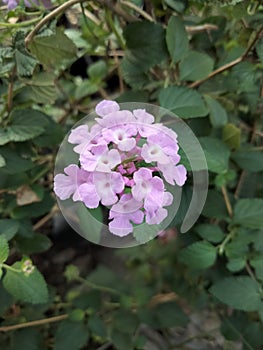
(10, 328), (44, 350)
(13, 31), (38, 78)
(16, 233), (52, 254)
(78, 205), (102, 244)
(0, 219), (19, 240)
(153, 301), (188, 328)
(199, 137), (230, 173)
(232, 147), (263, 172)
(195, 224), (225, 243)
(23, 72), (57, 104)
(226, 258), (246, 272)
(111, 329), (133, 350)
(0, 236), (9, 263)
(54, 320), (89, 350)
(0, 154), (6, 168)
(179, 51), (214, 81)
(113, 310), (139, 334)
(3, 262), (48, 304)
(178, 241), (217, 269)
(164, 0), (186, 12)
(210, 276), (262, 311)
(0, 285), (13, 316)
(166, 16), (188, 63)
(233, 199), (263, 229)
(88, 60), (107, 80)
(250, 257), (263, 281)
(29, 29), (77, 68)
(202, 189), (228, 219)
(159, 86), (208, 118)
(256, 38), (263, 63)
(204, 95), (228, 128)
(123, 21), (168, 71)
(88, 315), (107, 338)
(223, 123), (241, 151)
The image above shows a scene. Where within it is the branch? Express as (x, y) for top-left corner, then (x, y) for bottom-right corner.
(25, 0), (87, 47)
(189, 25), (263, 89)
(0, 314), (68, 332)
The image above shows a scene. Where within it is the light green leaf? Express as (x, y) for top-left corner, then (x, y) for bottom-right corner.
(178, 241), (217, 269)
(14, 49), (37, 78)
(199, 137), (230, 173)
(166, 16), (188, 63)
(0, 236), (9, 263)
(204, 95), (228, 128)
(0, 130), (11, 146)
(3, 262), (48, 304)
(226, 258), (246, 272)
(159, 86), (208, 118)
(195, 224), (225, 243)
(223, 123), (241, 151)
(0, 219), (19, 241)
(210, 276), (262, 311)
(164, 0), (186, 12)
(232, 147), (263, 172)
(0, 155), (6, 168)
(54, 320), (89, 350)
(233, 199), (263, 229)
(88, 60), (107, 80)
(179, 51), (214, 81)
(29, 29), (77, 68)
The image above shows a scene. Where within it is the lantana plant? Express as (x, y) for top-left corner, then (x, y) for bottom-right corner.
(54, 100), (187, 239)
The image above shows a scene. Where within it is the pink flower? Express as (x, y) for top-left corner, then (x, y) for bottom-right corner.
(132, 168), (165, 212)
(158, 162), (187, 186)
(96, 110), (136, 128)
(133, 109), (157, 137)
(80, 148), (121, 173)
(78, 171), (125, 207)
(102, 125), (137, 151)
(141, 143), (170, 164)
(95, 100), (120, 117)
(54, 165), (91, 201)
(109, 194), (144, 236)
(145, 192), (173, 224)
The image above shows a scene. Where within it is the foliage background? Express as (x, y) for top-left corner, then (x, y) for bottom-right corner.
(0, 0), (263, 348)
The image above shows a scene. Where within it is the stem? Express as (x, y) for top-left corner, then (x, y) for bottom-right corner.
(25, 0), (87, 47)
(221, 185), (233, 217)
(0, 314), (68, 332)
(218, 230), (235, 256)
(76, 276), (123, 295)
(120, 0), (154, 22)
(2, 264), (22, 273)
(0, 17), (42, 28)
(105, 10), (126, 50)
(189, 25), (263, 89)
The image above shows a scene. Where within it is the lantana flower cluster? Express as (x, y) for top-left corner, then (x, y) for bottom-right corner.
(54, 100), (187, 237)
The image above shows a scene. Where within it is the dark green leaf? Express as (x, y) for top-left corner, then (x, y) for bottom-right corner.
(111, 329), (133, 350)
(204, 95), (228, 128)
(0, 236), (9, 263)
(153, 301), (188, 328)
(199, 137), (230, 173)
(250, 257), (263, 281)
(210, 276), (262, 311)
(226, 258), (246, 272)
(3, 262), (48, 304)
(256, 38), (263, 63)
(0, 285), (13, 316)
(29, 29), (77, 68)
(88, 315), (107, 337)
(113, 310), (139, 334)
(14, 49), (37, 78)
(232, 147), (263, 172)
(166, 16), (188, 63)
(16, 233), (52, 254)
(23, 72), (57, 104)
(78, 205), (102, 244)
(202, 189), (228, 219)
(0, 219), (19, 240)
(54, 320), (89, 350)
(88, 60), (107, 80)
(195, 224), (225, 243)
(159, 86), (208, 118)
(179, 51), (214, 81)
(0, 147), (33, 174)
(10, 328), (44, 350)
(233, 199), (263, 229)
(178, 241), (217, 269)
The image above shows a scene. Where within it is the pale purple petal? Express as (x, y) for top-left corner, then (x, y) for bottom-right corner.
(133, 109), (154, 124)
(129, 210), (144, 224)
(109, 216), (133, 237)
(95, 100), (120, 117)
(94, 172), (124, 206)
(68, 125), (89, 144)
(80, 151), (98, 172)
(146, 207), (168, 225)
(96, 110), (136, 128)
(78, 183), (100, 208)
(141, 143), (170, 164)
(158, 162), (187, 186)
(133, 168), (152, 182)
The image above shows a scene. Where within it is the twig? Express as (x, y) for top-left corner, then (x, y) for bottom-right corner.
(120, 0), (154, 22)
(185, 23), (218, 33)
(246, 262), (257, 282)
(33, 206), (58, 231)
(0, 314), (68, 332)
(25, 0), (87, 47)
(221, 185), (233, 217)
(189, 25), (263, 89)
(95, 0), (137, 23)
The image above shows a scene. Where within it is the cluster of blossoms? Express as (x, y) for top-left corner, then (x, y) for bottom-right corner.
(54, 100), (187, 237)
(3, 0), (51, 10)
